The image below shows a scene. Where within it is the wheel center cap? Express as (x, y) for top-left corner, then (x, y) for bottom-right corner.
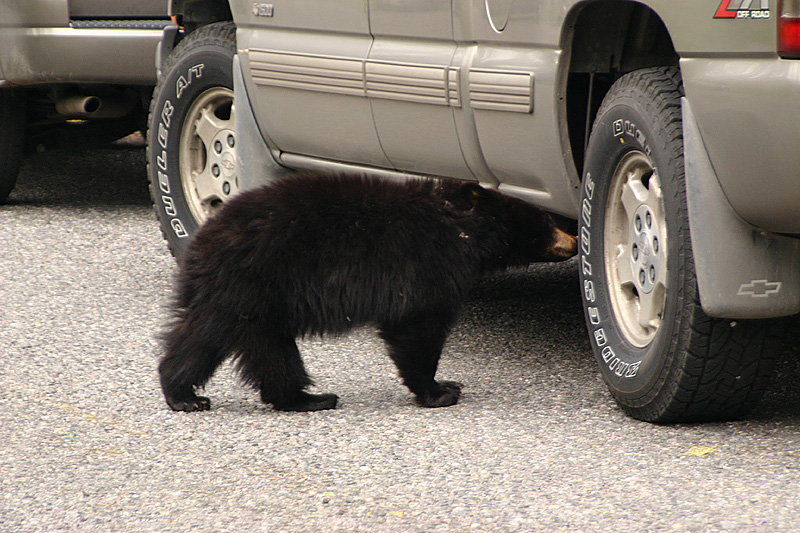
(630, 204), (661, 294)
(638, 236), (651, 265)
(208, 128), (238, 198)
(219, 152), (236, 178)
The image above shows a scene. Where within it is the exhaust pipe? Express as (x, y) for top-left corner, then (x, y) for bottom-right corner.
(56, 96), (134, 119)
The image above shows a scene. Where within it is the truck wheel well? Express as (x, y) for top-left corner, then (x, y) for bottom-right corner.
(171, 0), (233, 33)
(563, 1), (679, 175)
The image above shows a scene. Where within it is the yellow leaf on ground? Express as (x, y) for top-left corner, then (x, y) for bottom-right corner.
(685, 446), (717, 457)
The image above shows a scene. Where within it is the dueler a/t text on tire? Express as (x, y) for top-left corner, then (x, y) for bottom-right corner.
(147, 22), (238, 258)
(579, 67), (780, 423)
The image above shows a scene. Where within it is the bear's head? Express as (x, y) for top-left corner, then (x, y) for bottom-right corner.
(459, 182), (578, 266)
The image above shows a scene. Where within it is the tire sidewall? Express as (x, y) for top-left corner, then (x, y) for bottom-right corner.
(579, 85), (690, 407)
(148, 27), (235, 258)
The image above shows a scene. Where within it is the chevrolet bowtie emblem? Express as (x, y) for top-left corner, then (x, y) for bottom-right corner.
(737, 279), (782, 298)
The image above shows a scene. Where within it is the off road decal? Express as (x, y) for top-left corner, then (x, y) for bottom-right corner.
(714, 0), (770, 19)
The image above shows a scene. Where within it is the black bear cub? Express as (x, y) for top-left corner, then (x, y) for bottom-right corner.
(159, 171), (577, 412)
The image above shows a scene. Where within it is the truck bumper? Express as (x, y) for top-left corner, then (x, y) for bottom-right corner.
(0, 27), (163, 85)
(681, 57), (800, 234)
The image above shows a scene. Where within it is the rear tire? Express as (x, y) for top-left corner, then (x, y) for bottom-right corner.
(579, 67), (781, 423)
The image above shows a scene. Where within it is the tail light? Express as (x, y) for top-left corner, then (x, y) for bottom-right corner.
(779, 0), (800, 58)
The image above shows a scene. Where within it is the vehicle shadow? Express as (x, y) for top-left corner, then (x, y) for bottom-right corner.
(753, 315), (800, 421)
(4, 133), (150, 208)
(464, 262), (800, 423)
(463, 260), (590, 362)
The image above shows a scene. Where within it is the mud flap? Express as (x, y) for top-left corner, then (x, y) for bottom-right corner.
(233, 54), (290, 191)
(682, 97), (800, 319)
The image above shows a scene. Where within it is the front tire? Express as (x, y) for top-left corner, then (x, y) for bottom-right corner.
(579, 67), (780, 423)
(147, 22), (239, 258)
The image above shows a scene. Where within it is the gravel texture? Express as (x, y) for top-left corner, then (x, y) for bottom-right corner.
(2, 139), (800, 532)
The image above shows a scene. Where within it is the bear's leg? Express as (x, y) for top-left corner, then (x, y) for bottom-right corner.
(159, 316), (230, 412)
(236, 332), (338, 412)
(379, 313), (462, 408)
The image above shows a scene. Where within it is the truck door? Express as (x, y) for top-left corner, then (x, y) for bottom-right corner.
(451, 2), (580, 216)
(235, 1), (391, 168)
(367, 0), (475, 180)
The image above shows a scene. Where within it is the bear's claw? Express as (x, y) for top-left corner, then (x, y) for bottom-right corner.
(166, 395), (211, 412)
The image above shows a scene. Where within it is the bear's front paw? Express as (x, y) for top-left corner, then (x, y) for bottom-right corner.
(166, 395), (211, 412)
(415, 381), (463, 408)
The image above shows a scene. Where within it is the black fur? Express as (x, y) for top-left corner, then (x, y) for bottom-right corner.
(158, 171), (576, 412)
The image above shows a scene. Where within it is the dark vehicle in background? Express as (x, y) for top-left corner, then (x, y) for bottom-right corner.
(0, 0), (170, 201)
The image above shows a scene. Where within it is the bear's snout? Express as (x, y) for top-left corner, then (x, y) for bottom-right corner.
(547, 227), (578, 261)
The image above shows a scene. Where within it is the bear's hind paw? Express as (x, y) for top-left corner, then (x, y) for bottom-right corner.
(272, 392), (339, 412)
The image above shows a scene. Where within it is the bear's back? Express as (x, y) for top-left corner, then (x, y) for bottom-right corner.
(185, 172), (482, 334)
(218, 173), (468, 259)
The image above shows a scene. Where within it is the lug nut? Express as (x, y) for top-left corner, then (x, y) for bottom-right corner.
(212, 164), (220, 177)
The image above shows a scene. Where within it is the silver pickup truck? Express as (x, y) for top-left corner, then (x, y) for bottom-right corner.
(148, 0), (800, 423)
(0, 0), (170, 201)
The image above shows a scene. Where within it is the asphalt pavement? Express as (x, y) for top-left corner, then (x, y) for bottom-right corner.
(2, 138), (800, 532)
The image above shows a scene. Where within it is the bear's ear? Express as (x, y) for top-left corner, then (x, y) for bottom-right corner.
(460, 182), (504, 212)
(461, 182), (488, 206)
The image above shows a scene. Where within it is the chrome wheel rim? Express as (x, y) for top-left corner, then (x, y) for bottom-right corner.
(604, 150), (668, 348)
